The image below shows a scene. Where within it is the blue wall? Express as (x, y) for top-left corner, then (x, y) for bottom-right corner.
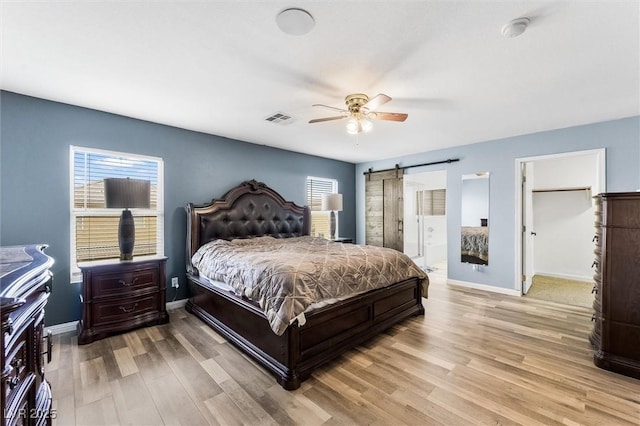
(0, 91), (356, 326)
(3, 89), (637, 323)
(356, 116), (640, 291)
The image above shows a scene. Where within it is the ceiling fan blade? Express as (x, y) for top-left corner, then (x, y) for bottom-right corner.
(309, 116), (347, 124)
(312, 104), (348, 113)
(362, 94), (391, 111)
(372, 112), (408, 122)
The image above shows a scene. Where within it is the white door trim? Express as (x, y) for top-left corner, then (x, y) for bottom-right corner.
(514, 148), (606, 293)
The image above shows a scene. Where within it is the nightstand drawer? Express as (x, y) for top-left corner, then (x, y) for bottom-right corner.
(92, 293), (160, 326)
(91, 266), (158, 298)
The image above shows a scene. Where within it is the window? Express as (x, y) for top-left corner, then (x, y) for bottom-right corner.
(306, 176), (338, 238)
(70, 146), (164, 281)
(416, 189), (446, 216)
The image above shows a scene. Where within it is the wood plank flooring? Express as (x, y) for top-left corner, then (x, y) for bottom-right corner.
(48, 269), (640, 425)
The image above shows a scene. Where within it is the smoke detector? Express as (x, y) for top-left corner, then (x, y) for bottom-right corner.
(501, 17), (530, 38)
(276, 8), (315, 35)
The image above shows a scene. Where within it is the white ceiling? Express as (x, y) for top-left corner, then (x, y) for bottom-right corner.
(2, 1), (639, 163)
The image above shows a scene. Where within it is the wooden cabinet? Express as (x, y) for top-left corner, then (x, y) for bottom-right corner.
(589, 192), (640, 379)
(77, 256), (169, 345)
(1, 244), (54, 425)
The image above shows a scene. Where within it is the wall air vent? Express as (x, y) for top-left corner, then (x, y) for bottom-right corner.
(265, 112), (295, 125)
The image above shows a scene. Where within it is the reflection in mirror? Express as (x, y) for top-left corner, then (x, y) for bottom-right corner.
(461, 172), (489, 265)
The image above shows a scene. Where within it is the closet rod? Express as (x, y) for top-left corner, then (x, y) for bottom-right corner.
(363, 158), (460, 175)
(532, 187), (591, 193)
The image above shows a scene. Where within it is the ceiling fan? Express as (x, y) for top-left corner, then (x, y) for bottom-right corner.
(309, 93), (408, 134)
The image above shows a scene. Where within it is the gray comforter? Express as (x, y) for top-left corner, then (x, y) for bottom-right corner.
(461, 226), (489, 261)
(191, 236), (428, 335)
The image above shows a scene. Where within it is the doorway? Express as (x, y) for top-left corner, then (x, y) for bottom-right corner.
(403, 170), (447, 273)
(515, 149), (605, 302)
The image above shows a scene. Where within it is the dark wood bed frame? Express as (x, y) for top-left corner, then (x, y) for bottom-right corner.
(185, 180), (425, 390)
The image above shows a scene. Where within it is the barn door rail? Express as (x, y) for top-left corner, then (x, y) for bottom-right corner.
(364, 158), (460, 179)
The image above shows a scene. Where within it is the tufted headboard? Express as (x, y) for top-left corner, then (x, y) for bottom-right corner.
(185, 180), (310, 275)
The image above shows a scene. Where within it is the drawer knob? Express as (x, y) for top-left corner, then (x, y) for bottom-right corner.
(8, 375), (19, 390)
(119, 303), (139, 313)
(118, 277), (139, 287)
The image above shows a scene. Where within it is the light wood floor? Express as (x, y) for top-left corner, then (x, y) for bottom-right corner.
(48, 268), (640, 425)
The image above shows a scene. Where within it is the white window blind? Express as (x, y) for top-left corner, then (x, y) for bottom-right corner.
(306, 176), (338, 238)
(70, 146), (164, 281)
(416, 189), (446, 216)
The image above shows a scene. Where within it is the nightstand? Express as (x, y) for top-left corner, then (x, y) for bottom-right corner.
(330, 237), (353, 244)
(77, 255), (169, 345)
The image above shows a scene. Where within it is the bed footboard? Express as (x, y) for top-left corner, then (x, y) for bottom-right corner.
(186, 274), (424, 390)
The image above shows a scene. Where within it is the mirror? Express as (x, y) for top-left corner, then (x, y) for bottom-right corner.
(461, 172), (490, 265)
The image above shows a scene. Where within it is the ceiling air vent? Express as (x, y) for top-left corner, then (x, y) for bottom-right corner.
(265, 112), (295, 125)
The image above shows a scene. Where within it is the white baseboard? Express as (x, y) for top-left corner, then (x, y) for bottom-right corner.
(447, 279), (522, 297)
(46, 299), (190, 335)
(534, 271), (592, 283)
(47, 321), (78, 335)
(166, 298), (188, 310)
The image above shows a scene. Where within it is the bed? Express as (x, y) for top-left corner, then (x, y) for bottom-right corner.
(185, 180), (428, 390)
(461, 226), (489, 265)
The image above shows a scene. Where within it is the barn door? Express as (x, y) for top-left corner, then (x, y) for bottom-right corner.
(365, 168), (404, 250)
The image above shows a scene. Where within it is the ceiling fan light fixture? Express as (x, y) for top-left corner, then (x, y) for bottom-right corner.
(346, 117), (373, 135)
(346, 117), (360, 135)
(276, 8), (315, 36)
(310, 92), (406, 134)
(361, 118), (373, 133)
(501, 17), (530, 38)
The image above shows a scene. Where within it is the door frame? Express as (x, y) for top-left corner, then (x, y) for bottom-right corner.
(514, 148), (606, 294)
(402, 170), (448, 270)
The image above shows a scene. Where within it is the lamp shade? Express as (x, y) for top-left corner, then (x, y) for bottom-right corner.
(321, 193), (343, 211)
(104, 178), (151, 209)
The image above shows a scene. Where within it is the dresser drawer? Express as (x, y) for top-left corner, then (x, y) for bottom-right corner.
(592, 296), (601, 314)
(4, 379), (32, 426)
(4, 330), (30, 405)
(91, 266), (159, 298)
(589, 315), (601, 349)
(594, 211), (602, 227)
(591, 257), (601, 276)
(92, 292), (160, 327)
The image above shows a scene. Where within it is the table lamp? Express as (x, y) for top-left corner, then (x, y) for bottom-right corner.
(104, 177), (151, 260)
(321, 193), (343, 240)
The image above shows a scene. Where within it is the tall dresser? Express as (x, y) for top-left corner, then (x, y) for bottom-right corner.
(1, 245), (54, 425)
(590, 192), (640, 379)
